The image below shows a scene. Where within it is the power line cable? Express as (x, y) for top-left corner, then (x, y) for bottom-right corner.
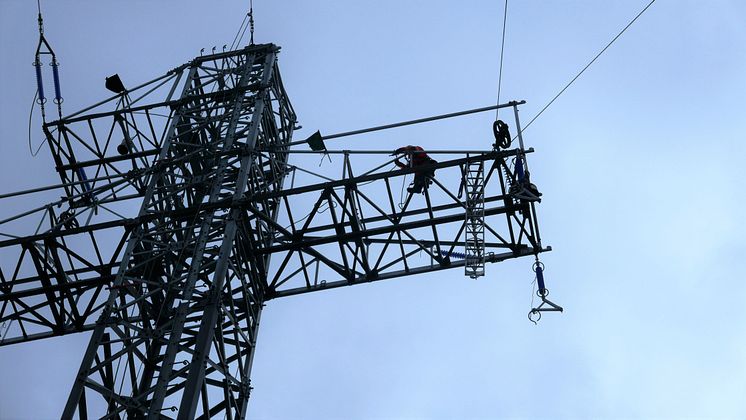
(495, 0), (509, 120)
(235, 17), (250, 48)
(521, 0), (657, 132)
(235, 1), (255, 48)
(230, 13), (249, 50)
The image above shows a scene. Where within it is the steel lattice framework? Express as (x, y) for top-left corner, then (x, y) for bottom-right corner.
(0, 43), (550, 418)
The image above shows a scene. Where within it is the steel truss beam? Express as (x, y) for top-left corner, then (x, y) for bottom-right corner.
(1, 148), (543, 343)
(252, 149), (546, 301)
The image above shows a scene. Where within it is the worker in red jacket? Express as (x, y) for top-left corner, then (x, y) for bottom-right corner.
(393, 145), (438, 194)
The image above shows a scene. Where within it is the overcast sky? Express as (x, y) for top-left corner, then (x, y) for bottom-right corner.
(1, 1), (746, 419)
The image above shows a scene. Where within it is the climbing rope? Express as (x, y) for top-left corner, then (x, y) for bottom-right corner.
(27, 90), (47, 157)
(398, 173), (408, 209)
(318, 152), (332, 166)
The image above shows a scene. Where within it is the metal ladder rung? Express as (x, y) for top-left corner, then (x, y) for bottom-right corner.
(464, 160), (486, 279)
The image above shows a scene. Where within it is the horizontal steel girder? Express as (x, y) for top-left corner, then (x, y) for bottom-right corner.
(0, 146), (543, 347)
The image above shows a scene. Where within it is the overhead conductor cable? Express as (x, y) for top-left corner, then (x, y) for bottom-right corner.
(522, 0), (657, 132)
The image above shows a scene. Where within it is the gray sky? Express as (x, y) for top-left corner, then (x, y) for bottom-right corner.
(1, 0), (746, 419)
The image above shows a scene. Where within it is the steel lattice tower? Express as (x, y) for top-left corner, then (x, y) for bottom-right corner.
(0, 44), (553, 418)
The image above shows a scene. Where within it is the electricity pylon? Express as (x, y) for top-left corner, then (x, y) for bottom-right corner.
(0, 43), (552, 418)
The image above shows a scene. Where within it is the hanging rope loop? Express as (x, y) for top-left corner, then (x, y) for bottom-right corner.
(398, 173), (408, 209)
(492, 120), (512, 149)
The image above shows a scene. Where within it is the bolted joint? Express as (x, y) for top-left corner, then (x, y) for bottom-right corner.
(240, 380), (253, 397)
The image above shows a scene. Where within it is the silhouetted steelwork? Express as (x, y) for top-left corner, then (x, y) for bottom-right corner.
(0, 43), (548, 418)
